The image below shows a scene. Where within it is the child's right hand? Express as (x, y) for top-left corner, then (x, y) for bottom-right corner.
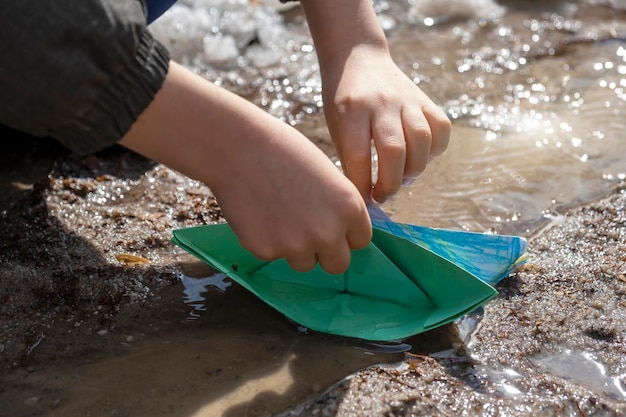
(120, 62), (372, 274)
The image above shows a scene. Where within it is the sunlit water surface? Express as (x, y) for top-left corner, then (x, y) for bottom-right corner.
(152, 0), (626, 237)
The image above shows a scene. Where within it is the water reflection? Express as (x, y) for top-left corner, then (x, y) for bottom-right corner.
(178, 271), (231, 319)
(534, 348), (626, 401)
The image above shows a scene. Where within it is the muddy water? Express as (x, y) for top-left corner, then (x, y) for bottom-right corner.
(3, 1), (626, 416)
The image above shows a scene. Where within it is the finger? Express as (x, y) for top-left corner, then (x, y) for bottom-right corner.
(330, 110), (373, 202)
(345, 202), (373, 250)
(401, 107), (432, 184)
(316, 239), (352, 275)
(371, 113), (406, 203)
(286, 252), (319, 272)
(318, 196), (371, 274)
(424, 104), (451, 158)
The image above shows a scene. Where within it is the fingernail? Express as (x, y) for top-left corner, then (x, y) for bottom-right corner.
(402, 177), (417, 186)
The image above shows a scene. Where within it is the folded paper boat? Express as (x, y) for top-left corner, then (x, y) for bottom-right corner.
(171, 205), (528, 341)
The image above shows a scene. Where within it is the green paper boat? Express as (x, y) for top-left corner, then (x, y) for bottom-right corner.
(171, 206), (527, 341)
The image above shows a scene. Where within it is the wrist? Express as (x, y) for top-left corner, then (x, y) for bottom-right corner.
(300, 0), (388, 67)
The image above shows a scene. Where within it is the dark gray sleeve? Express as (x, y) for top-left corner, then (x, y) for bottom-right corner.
(0, 0), (170, 155)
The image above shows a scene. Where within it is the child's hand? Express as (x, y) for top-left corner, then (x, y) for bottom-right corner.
(300, 0), (450, 203)
(320, 46), (450, 203)
(121, 62), (372, 274)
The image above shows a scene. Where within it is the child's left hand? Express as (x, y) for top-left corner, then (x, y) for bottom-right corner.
(320, 45), (450, 204)
(300, 0), (451, 204)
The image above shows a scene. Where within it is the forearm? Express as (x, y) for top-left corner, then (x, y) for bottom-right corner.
(120, 61), (336, 195)
(299, 0), (389, 67)
(120, 61), (271, 190)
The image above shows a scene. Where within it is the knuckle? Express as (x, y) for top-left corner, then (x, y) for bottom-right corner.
(438, 113), (452, 131)
(284, 236), (320, 261)
(406, 165), (425, 180)
(343, 148), (371, 167)
(413, 126), (432, 143)
(379, 137), (406, 158)
(376, 180), (402, 198)
(312, 228), (339, 250)
(248, 245), (277, 261)
(334, 94), (366, 115)
(435, 120), (452, 154)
